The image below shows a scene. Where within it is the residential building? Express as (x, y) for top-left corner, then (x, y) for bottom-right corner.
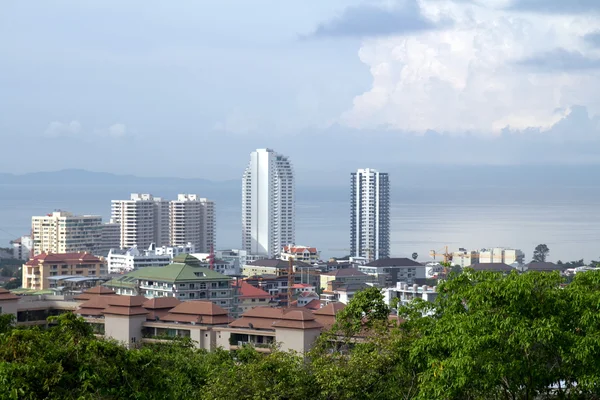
(319, 268), (371, 291)
(22, 253), (107, 290)
(383, 282), (439, 308)
(111, 194), (170, 249)
(525, 262), (565, 273)
(295, 291), (320, 309)
(169, 194), (215, 253)
(153, 242), (195, 257)
(358, 258), (425, 286)
(106, 245), (172, 274)
(31, 211), (103, 256)
(451, 248), (478, 267)
(98, 221), (121, 255)
(233, 280), (272, 313)
(320, 282), (370, 306)
(242, 258), (313, 277)
(242, 148), (295, 257)
(350, 168), (390, 260)
(478, 248), (525, 264)
(189, 253), (237, 276)
(104, 254), (234, 311)
(11, 236), (33, 260)
(280, 245), (320, 263)
(244, 273), (320, 307)
(470, 262), (516, 273)
(2, 287), (354, 354)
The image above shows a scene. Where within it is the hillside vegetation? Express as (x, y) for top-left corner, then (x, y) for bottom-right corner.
(2, 270), (600, 399)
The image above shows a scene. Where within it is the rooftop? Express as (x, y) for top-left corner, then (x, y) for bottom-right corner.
(471, 263), (515, 272)
(234, 281), (271, 299)
(25, 252), (103, 266)
(365, 258), (422, 268)
(324, 268), (368, 277)
(246, 259), (312, 268)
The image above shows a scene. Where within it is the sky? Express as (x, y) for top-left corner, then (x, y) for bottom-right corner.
(1, 0), (600, 181)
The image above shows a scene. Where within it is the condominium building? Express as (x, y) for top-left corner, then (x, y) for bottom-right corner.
(31, 211), (103, 256)
(22, 252), (106, 290)
(350, 168), (390, 260)
(98, 221), (121, 255)
(106, 245), (172, 274)
(111, 194), (169, 249)
(242, 148), (294, 257)
(169, 194), (215, 253)
(111, 194), (215, 252)
(11, 236), (33, 260)
(104, 254), (234, 311)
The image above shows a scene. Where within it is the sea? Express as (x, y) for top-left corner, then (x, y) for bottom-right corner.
(0, 183), (599, 263)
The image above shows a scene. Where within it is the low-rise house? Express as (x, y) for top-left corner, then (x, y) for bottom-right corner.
(216, 307), (323, 354)
(319, 268), (370, 291)
(470, 262), (516, 273)
(234, 280), (273, 313)
(383, 282), (439, 308)
(22, 253), (107, 290)
(358, 258), (425, 286)
(296, 291), (320, 308)
(280, 245), (320, 263)
(320, 282), (370, 306)
(525, 262), (565, 273)
(104, 254), (234, 311)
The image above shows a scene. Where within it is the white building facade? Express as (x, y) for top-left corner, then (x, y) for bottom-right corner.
(350, 168), (390, 260)
(242, 148), (295, 257)
(106, 243), (195, 274)
(11, 236), (33, 260)
(31, 211), (103, 256)
(169, 194), (215, 253)
(111, 194), (170, 250)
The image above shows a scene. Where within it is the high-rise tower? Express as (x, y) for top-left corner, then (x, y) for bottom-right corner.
(350, 168), (390, 260)
(242, 148), (294, 257)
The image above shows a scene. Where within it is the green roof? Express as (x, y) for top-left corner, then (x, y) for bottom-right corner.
(105, 257), (231, 286)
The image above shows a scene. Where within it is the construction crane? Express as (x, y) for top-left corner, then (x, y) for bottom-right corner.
(429, 246), (453, 264)
(287, 256), (295, 308)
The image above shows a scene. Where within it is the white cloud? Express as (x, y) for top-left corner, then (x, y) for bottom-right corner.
(43, 120), (82, 137)
(340, 0), (600, 134)
(107, 123), (127, 138)
(44, 120), (128, 139)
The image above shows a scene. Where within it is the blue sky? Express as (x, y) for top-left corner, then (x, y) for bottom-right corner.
(1, 0), (599, 181)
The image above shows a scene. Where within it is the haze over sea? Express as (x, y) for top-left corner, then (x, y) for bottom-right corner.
(0, 167), (599, 263)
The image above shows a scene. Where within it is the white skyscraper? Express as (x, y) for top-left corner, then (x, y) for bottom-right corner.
(242, 148), (294, 257)
(350, 168), (390, 260)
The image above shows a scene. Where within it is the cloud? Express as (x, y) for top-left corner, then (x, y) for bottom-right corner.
(339, 0), (600, 134)
(308, 1), (445, 38)
(584, 31), (600, 48)
(43, 120), (82, 137)
(516, 48), (600, 72)
(44, 120), (128, 139)
(107, 123), (127, 138)
(508, 0), (600, 14)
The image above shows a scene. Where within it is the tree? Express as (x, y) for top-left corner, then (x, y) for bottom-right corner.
(532, 244), (550, 262)
(412, 252), (418, 260)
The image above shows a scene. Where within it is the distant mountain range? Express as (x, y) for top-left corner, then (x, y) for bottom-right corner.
(0, 169), (238, 186)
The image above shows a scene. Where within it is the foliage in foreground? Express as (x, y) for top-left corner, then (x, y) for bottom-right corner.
(3, 270), (600, 399)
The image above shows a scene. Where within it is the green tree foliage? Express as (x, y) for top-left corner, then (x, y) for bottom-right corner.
(533, 243), (550, 262)
(6, 271), (600, 399)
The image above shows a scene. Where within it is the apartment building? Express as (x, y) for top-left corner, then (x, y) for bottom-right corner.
(358, 258), (425, 286)
(169, 194), (215, 253)
(11, 236), (33, 260)
(104, 254), (234, 311)
(233, 280), (272, 313)
(111, 194), (170, 249)
(242, 148), (295, 257)
(22, 252), (106, 290)
(106, 245), (172, 274)
(98, 221), (121, 255)
(350, 168), (390, 260)
(31, 211), (103, 256)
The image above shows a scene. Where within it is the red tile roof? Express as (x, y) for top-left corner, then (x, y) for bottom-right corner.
(283, 246), (317, 254)
(0, 288), (19, 302)
(161, 301), (232, 325)
(102, 295), (149, 316)
(291, 283), (313, 289)
(25, 252), (103, 266)
(272, 309), (323, 330)
(143, 297), (181, 310)
(302, 299), (321, 310)
(74, 286), (116, 300)
(234, 281), (271, 299)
